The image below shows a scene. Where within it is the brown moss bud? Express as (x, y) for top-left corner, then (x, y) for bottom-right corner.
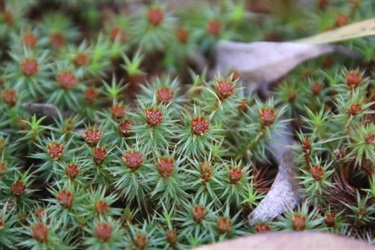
(0, 161), (7, 176)
(3, 11), (14, 25)
(123, 151), (143, 171)
(166, 229), (177, 246)
(145, 108), (164, 127)
(301, 137), (311, 154)
(191, 117), (209, 136)
(200, 162), (212, 183)
(334, 13), (348, 27)
(259, 108), (276, 126)
(216, 80), (235, 100)
(118, 120), (133, 137)
(66, 163), (79, 181)
(22, 32), (37, 48)
(255, 222), (271, 233)
(134, 234), (148, 250)
(56, 72), (77, 89)
(93, 147), (107, 165)
(311, 165), (325, 182)
(217, 217), (232, 234)
(311, 82), (323, 96)
(176, 28), (188, 44)
(365, 133), (375, 144)
(156, 87), (174, 104)
(47, 142), (65, 161)
(288, 91), (297, 103)
(292, 215), (306, 231)
(147, 8), (164, 26)
(324, 213), (335, 227)
(11, 180), (26, 197)
(1, 89), (17, 106)
(85, 88), (98, 103)
(95, 223), (112, 242)
(21, 59), (39, 76)
(56, 190), (73, 209)
(31, 223), (48, 243)
(192, 205), (206, 224)
(207, 19), (221, 36)
(83, 128), (102, 147)
(348, 103), (362, 116)
(110, 27), (125, 42)
(111, 103), (126, 120)
(229, 168), (243, 184)
(346, 71), (362, 88)
(73, 52), (89, 66)
(50, 32), (65, 48)
(95, 200), (109, 215)
(35, 209), (47, 220)
(157, 157), (174, 179)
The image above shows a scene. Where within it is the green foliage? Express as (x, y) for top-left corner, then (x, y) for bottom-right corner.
(0, 0), (374, 248)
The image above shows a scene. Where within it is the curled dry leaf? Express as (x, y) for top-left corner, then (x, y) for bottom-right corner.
(248, 142), (302, 225)
(193, 231), (374, 250)
(247, 120), (302, 224)
(215, 19), (373, 95)
(215, 41), (360, 95)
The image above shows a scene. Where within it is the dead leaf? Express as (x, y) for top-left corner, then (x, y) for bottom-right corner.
(215, 41), (359, 95)
(248, 143), (302, 225)
(193, 231), (374, 250)
(293, 18), (375, 44)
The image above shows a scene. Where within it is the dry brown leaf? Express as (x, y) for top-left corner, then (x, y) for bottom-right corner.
(293, 18), (375, 44)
